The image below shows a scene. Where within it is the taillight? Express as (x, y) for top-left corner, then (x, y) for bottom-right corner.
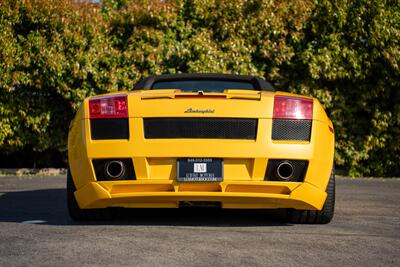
(273, 95), (313, 120)
(89, 95), (128, 119)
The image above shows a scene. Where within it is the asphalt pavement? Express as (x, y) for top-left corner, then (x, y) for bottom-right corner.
(0, 176), (399, 266)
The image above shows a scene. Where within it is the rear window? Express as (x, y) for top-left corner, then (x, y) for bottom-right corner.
(151, 80), (256, 92)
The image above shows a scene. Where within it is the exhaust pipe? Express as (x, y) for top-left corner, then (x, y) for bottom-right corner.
(105, 160), (125, 179)
(276, 161), (294, 180)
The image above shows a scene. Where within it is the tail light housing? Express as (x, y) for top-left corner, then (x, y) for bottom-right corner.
(89, 94), (128, 119)
(273, 95), (313, 120)
(272, 95), (313, 141)
(89, 95), (129, 140)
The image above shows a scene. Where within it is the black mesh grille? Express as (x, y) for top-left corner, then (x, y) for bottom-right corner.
(272, 119), (312, 141)
(90, 118), (129, 140)
(144, 118), (257, 139)
(265, 160), (308, 182)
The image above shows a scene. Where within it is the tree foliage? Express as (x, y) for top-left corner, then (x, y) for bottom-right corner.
(0, 0), (399, 176)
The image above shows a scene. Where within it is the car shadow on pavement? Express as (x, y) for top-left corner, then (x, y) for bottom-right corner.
(0, 189), (291, 227)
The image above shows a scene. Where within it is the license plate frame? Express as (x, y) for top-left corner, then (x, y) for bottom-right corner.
(177, 158), (223, 182)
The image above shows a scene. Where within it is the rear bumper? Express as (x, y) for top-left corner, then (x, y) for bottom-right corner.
(75, 180), (327, 210)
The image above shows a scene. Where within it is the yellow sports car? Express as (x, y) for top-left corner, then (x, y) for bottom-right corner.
(67, 73), (335, 223)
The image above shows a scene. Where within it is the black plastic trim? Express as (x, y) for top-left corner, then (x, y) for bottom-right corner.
(92, 158), (136, 181)
(90, 118), (129, 140)
(265, 160), (308, 182)
(143, 118), (258, 139)
(272, 119), (312, 141)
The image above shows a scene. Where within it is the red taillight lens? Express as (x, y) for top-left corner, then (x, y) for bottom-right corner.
(273, 95), (313, 120)
(89, 95), (128, 119)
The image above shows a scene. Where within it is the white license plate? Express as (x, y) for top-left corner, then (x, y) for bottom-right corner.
(177, 158), (223, 182)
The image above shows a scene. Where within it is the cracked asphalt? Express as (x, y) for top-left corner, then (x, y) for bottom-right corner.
(0, 176), (399, 266)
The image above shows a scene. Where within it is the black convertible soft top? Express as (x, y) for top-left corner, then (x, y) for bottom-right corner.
(134, 73), (275, 91)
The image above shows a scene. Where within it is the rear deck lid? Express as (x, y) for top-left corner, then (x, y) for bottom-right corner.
(128, 90), (274, 118)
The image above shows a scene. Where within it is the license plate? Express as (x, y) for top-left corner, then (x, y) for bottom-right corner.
(177, 158), (223, 182)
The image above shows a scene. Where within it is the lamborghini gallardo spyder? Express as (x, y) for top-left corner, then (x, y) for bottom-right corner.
(67, 73), (335, 223)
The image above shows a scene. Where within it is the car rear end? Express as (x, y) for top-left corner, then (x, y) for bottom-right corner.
(68, 88), (334, 211)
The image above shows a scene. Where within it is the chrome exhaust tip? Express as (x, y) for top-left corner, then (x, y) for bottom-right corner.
(105, 160), (125, 179)
(276, 161), (294, 180)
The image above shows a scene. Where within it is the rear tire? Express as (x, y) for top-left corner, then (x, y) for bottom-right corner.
(287, 166), (335, 224)
(67, 169), (113, 221)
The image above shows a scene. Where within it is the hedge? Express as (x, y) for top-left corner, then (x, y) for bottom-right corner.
(0, 0), (399, 176)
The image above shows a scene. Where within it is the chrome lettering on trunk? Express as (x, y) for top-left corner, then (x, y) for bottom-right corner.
(184, 108), (215, 114)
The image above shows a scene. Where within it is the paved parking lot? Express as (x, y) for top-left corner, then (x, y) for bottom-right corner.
(0, 176), (399, 266)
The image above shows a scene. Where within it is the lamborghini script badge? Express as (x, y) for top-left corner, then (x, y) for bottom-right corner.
(184, 108), (215, 114)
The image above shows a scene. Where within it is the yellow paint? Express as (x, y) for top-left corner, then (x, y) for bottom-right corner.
(68, 90), (334, 210)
